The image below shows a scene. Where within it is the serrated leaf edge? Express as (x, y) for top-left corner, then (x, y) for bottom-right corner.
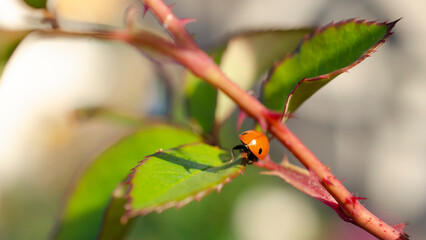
(121, 144), (245, 223)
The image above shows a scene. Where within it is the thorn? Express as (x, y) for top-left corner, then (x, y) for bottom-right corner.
(345, 197), (353, 204)
(258, 117), (268, 133)
(142, 4), (149, 18)
(345, 195), (367, 207)
(352, 196), (368, 201)
(392, 222), (408, 234)
(280, 155), (289, 166)
(322, 176), (333, 186)
(180, 18), (196, 26)
(236, 109), (247, 131)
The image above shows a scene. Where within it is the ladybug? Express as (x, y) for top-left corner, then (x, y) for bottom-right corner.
(231, 130), (269, 164)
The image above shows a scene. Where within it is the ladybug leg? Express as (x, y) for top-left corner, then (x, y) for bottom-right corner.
(229, 145), (246, 163)
(246, 151), (258, 164)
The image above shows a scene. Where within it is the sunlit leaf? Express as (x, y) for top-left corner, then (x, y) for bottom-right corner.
(262, 19), (398, 120)
(122, 143), (245, 221)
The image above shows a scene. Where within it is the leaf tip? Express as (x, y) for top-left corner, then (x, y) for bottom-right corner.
(386, 18), (402, 30)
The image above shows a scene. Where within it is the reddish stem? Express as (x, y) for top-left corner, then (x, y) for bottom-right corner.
(267, 122), (407, 239)
(47, 1), (407, 239)
(140, 2), (409, 239)
(137, 1), (407, 239)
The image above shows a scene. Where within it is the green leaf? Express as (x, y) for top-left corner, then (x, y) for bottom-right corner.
(262, 19), (398, 118)
(122, 143), (245, 221)
(215, 29), (312, 123)
(52, 124), (201, 240)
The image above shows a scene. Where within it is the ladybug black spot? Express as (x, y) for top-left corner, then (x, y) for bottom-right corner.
(258, 148), (263, 155)
(241, 132), (248, 135)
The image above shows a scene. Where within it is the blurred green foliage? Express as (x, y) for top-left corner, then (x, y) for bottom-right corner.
(0, 31), (28, 76)
(23, 0), (46, 9)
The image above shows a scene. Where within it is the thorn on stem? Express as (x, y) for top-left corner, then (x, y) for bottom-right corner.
(180, 18), (196, 26)
(280, 155), (289, 166)
(236, 109), (248, 131)
(345, 195), (367, 207)
(322, 176), (333, 186)
(142, 4), (150, 18)
(352, 196), (368, 201)
(392, 222), (408, 235)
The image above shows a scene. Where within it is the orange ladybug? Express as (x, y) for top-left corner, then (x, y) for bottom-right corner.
(232, 130), (269, 164)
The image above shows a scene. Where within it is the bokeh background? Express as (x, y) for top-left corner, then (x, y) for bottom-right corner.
(1, 0), (425, 239)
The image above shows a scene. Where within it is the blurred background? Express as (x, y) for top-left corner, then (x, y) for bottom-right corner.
(0, 0), (425, 239)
